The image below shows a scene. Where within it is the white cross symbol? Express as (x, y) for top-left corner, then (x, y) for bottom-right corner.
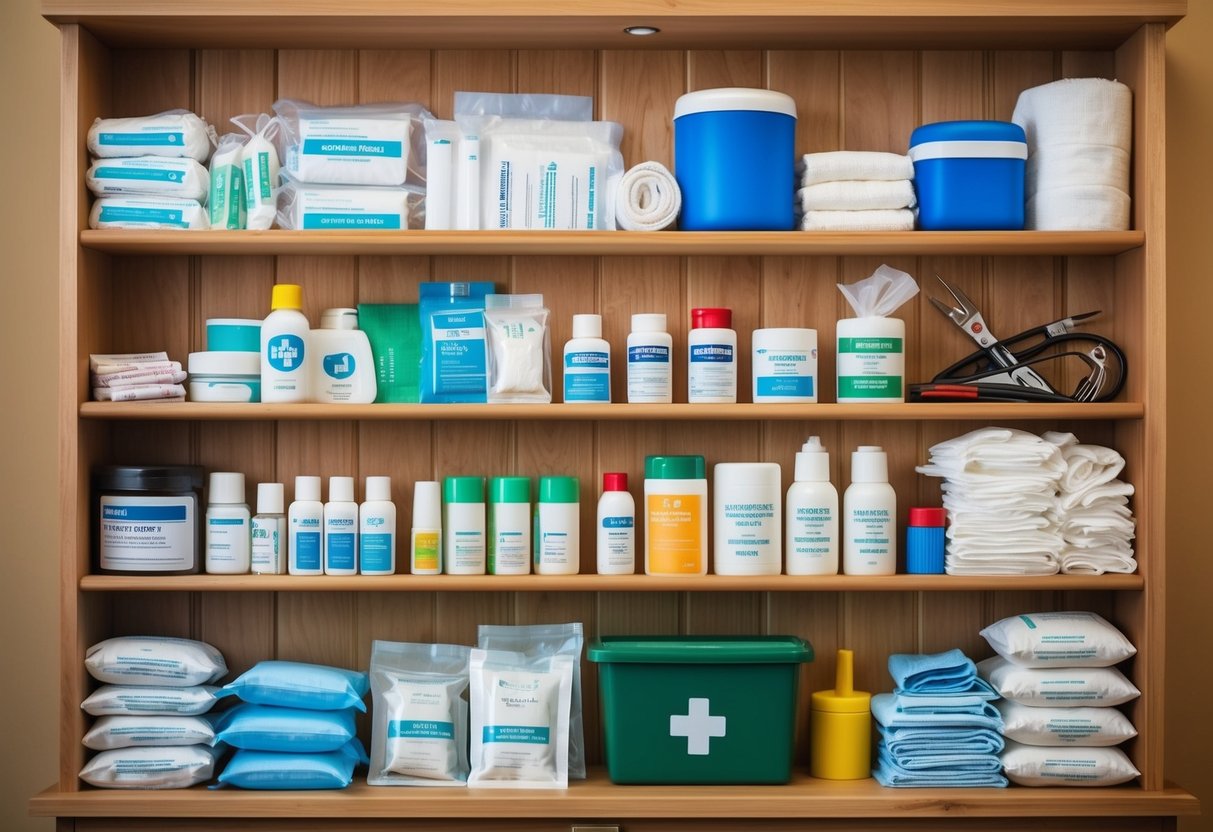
(669, 697), (726, 756)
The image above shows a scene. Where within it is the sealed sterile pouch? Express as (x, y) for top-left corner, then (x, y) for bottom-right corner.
(978, 656), (1140, 707)
(455, 91), (595, 123)
(468, 648), (574, 789)
(477, 622), (585, 779)
(423, 119), (461, 230)
(368, 640), (471, 787)
(838, 264), (920, 319)
(208, 133), (246, 229)
(85, 636), (227, 687)
(231, 114), (282, 230)
(217, 739), (367, 790)
(996, 699), (1137, 747)
(219, 660), (369, 712)
(82, 684), (221, 716)
(1001, 739), (1140, 786)
(419, 281), (496, 403)
(88, 110), (217, 162)
(980, 611), (1136, 668)
(83, 714), (217, 751)
(357, 304), (421, 403)
(79, 744), (222, 789)
(86, 156), (210, 201)
(274, 99), (431, 187)
(214, 704), (357, 753)
(277, 176), (423, 231)
(90, 196), (210, 230)
(483, 294), (552, 404)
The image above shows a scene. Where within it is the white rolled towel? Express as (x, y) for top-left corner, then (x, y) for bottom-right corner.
(1027, 184), (1130, 230)
(614, 161), (681, 231)
(799, 151), (913, 186)
(798, 179), (917, 212)
(800, 209), (915, 232)
(1012, 78), (1132, 152)
(1025, 144), (1130, 198)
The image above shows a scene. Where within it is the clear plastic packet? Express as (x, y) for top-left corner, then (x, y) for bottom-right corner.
(208, 133), (247, 229)
(276, 176), (424, 231)
(231, 114), (283, 230)
(483, 294), (551, 403)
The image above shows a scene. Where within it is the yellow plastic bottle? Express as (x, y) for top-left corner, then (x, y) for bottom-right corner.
(809, 648), (872, 780)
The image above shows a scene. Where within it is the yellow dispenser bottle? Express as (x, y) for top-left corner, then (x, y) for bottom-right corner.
(809, 648), (872, 780)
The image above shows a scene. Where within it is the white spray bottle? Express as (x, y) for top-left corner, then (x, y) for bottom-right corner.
(786, 437), (840, 575)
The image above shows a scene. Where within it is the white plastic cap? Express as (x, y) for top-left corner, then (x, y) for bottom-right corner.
(794, 436), (830, 482)
(631, 313), (667, 333)
(412, 481), (441, 528)
(674, 88), (797, 120)
(329, 476), (355, 502)
(295, 475), (321, 502)
(365, 476), (392, 502)
(572, 314), (602, 339)
(208, 472), (245, 505)
(319, 308), (358, 330)
(713, 462), (781, 488)
(257, 482), (284, 514)
(851, 446), (889, 484)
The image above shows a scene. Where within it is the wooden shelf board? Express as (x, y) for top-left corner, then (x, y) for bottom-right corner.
(78, 229), (1145, 257)
(43, 2), (1185, 49)
(30, 776), (1200, 819)
(79, 573), (1145, 593)
(79, 402), (1146, 422)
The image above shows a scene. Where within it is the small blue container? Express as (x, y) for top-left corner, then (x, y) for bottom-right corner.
(906, 507), (946, 575)
(909, 121), (1027, 230)
(674, 88), (797, 231)
(206, 318), (262, 352)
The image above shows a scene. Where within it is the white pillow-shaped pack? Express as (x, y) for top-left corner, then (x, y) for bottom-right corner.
(83, 715), (216, 751)
(996, 699), (1137, 747)
(1001, 739), (1140, 786)
(81, 685), (220, 716)
(88, 111), (216, 162)
(78, 744), (221, 789)
(89, 196), (210, 230)
(980, 611), (1136, 668)
(86, 156), (210, 201)
(978, 656), (1140, 707)
(85, 636), (227, 687)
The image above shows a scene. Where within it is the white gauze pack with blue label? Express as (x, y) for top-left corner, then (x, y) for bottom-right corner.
(79, 745), (222, 789)
(83, 714), (217, 751)
(232, 113), (283, 230)
(208, 134), (247, 229)
(419, 281), (496, 403)
(85, 636), (227, 687)
(82, 685), (221, 716)
(90, 196), (210, 230)
(86, 156), (210, 201)
(980, 611), (1137, 668)
(88, 110), (216, 162)
(277, 178), (422, 231)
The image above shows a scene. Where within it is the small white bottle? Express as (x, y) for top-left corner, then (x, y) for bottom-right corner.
(324, 476), (359, 576)
(563, 313), (611, 403)
(288, 475), (324, 575)
(410, 481), (442, 575)
(488, 477), (532, 575)
(250, 482), (287, 575)
(536, 476), (580, 575)
(205, 472), (251, 574)
(843, 446), (897, 576)
(596, 472), (635, 575)
(688, 307), (737, 403)
(713, 462), (782, 575)
(310, 308), (377, 404)
(786, 437), (840, 575)
(627, 313), (673, 404)
(261, 283), (310, 403)
(359, 476), (396, 575)
(444, 477), (486, 575)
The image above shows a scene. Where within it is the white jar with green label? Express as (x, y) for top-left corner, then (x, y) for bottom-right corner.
(836, 316), (905, 403)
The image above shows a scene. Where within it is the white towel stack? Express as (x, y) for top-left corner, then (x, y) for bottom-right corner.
(1043, 432), (1137, 574)
(91, 352), (187, 402)
(1012, 78), (1132, 230)
(795, 151), (916, 231)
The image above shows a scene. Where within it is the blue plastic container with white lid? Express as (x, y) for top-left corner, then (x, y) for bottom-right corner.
(674, 88), (797, 231)
(908, 120), (1027, 230)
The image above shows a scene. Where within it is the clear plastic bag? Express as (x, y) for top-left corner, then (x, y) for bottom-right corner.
(276, 175), (424, 231)
(209, 133), (247, 229)
(231, 114), (283, 230)
(483, 294), (551, 403)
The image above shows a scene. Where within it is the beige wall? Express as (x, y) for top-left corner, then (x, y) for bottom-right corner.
(0, 2), (1209, 830)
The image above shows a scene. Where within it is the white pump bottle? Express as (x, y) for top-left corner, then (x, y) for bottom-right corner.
(785, 437), (840, 575)
(843, 446), (897, 576)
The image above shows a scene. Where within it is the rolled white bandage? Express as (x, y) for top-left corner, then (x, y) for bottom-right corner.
(88, 111), (216, 162)
(615, 161), (681, 231)
(90, 196), (209, 230)
(86, 156), (210, 201)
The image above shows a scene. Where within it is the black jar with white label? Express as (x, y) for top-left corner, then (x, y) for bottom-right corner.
(92, 465), (205, 575)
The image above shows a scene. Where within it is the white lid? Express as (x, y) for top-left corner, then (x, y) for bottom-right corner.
(674, 87), (797, 120)
(329, 476), (355, 502)
(713, 462), (781, 488)
(257, 482), (284, 514)
(631, 313), (667, 333)
(365, 475), (392, 502)
(188, 351), (260, 376)
(319, 308), (359, 330)
(206, 318), (261, 328)
(208, 472), (245, 504)
(753, 327), (817, 347)
(412, 481), (441, 527)
(794, 436), (830, 482)
(295, 475), (321, 502)
(572, 314), (602, 339)
(851, 446), (889, 483)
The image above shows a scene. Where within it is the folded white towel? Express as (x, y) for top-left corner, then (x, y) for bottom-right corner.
(615, 161), (681, 231)
(800, 209), (915, 232)
(799, 151), (914, 186)
(798, 180), (917, 212)
(1012, 78), (1132, 152)
(1060, 552), (1138, 575)
(1025, 145), (1130, 199)
(1027, 184), (1130, 230)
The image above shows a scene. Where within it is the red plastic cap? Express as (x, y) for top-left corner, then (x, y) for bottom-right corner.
(691, 307), (732, 330)
(909, 507), (947, 527)
(603, 472), (628, 492)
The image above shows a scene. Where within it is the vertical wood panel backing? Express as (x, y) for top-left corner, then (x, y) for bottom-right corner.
(688, 51), (762, 91)
(844, 592), (917, 695)
(110, 50), (193, 116)
(430, 50), (514, 121)
(601, 50), (681, 169)
(517, 50), (597, 101)
(769, 52), (841, 155)
(197, 592), (276, 679)
(110, 593), (193, 640)
(761, 256), (839, 401)
(841, 51), (917, 153)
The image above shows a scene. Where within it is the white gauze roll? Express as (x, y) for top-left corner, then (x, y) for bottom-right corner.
(86, 156), (210, 201)
(1012, 78), (1132, 152)
(1026, 185), (1130, 231)
(615, 161), (681, 231)
(1025, 145), (1130, 198)
(88, 111), (216, 162)
(90, 196), (210, 230)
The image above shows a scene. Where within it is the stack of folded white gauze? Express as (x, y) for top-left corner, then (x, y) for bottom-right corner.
(978, 612), (1141, 787)
(795, 151), (916, 231)
(90, 351), (187, 403)
(1012, 78), (1132, 230)
(86, 110), (216, 230)
(916, 427), (1137, 576)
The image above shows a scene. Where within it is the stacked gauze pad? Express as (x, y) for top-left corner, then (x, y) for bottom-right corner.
(1043, 431), (1137, 574)
(79, 636), (227, 789)
(1012, 78), (1132, 230)
(796, 151), (916, 231)
(871, 649), (1006, 787)
(979, 612), (1141, 787)
(91, 351), (187, 403)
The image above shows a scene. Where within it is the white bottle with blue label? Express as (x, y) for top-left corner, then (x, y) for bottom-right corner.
(310, 308), (377, 404)
(205, 472), (250, 575)
(563, 314), (611, 404)
(627, 313), (673, 403)
(688, 307), (737, 404)
(359, 476), (396, 575)
(289, 475), (323, 576)
(261, 283), (310, 403)
(324, 476), (359, 576)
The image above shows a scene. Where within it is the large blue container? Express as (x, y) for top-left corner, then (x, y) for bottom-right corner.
(909, 120), (1027, 230)
(674, 89), (797, 231)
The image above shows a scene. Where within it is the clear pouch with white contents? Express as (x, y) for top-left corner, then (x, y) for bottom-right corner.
(368, 641), (470, 787)
(483, 294), (552, 404)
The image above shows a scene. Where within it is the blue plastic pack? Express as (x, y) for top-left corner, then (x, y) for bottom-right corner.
(217, 739), (368, 790)
(419, 282), (495, 403)
(214, 703), (357, 752)
(218, 661), (369, 712)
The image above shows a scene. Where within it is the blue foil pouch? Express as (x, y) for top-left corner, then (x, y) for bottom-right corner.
(217, 739), (368, 790)
(218, 661), (369, 712)
(419, 281), (495, 403)
(214, 703), (357, 752)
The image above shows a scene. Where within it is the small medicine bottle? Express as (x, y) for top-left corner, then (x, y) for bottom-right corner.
(535, 476), (581, 575)
(488, 476), (531, 575)
(205, 472), (251, 575)
(688, 307), (737, 403)
(627, 313), (673, 403)
(596, 472), (636, 575)
(444, 476), (486, 575)
(411, 481), (442, 575)
(359, 476), (396, 575)
(288, 475), (323, 576)
(324, 476), (359, 576)
(250, 482), (286, 575)
(563, 314), (611, 403)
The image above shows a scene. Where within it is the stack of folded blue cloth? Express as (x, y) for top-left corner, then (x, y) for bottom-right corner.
(871, 648), (1008, 788)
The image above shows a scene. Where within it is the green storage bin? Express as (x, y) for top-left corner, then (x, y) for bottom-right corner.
(588, 635), (813, 785)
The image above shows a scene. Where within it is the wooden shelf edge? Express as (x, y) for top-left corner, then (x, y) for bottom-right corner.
(29, 777), (1200, 819)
